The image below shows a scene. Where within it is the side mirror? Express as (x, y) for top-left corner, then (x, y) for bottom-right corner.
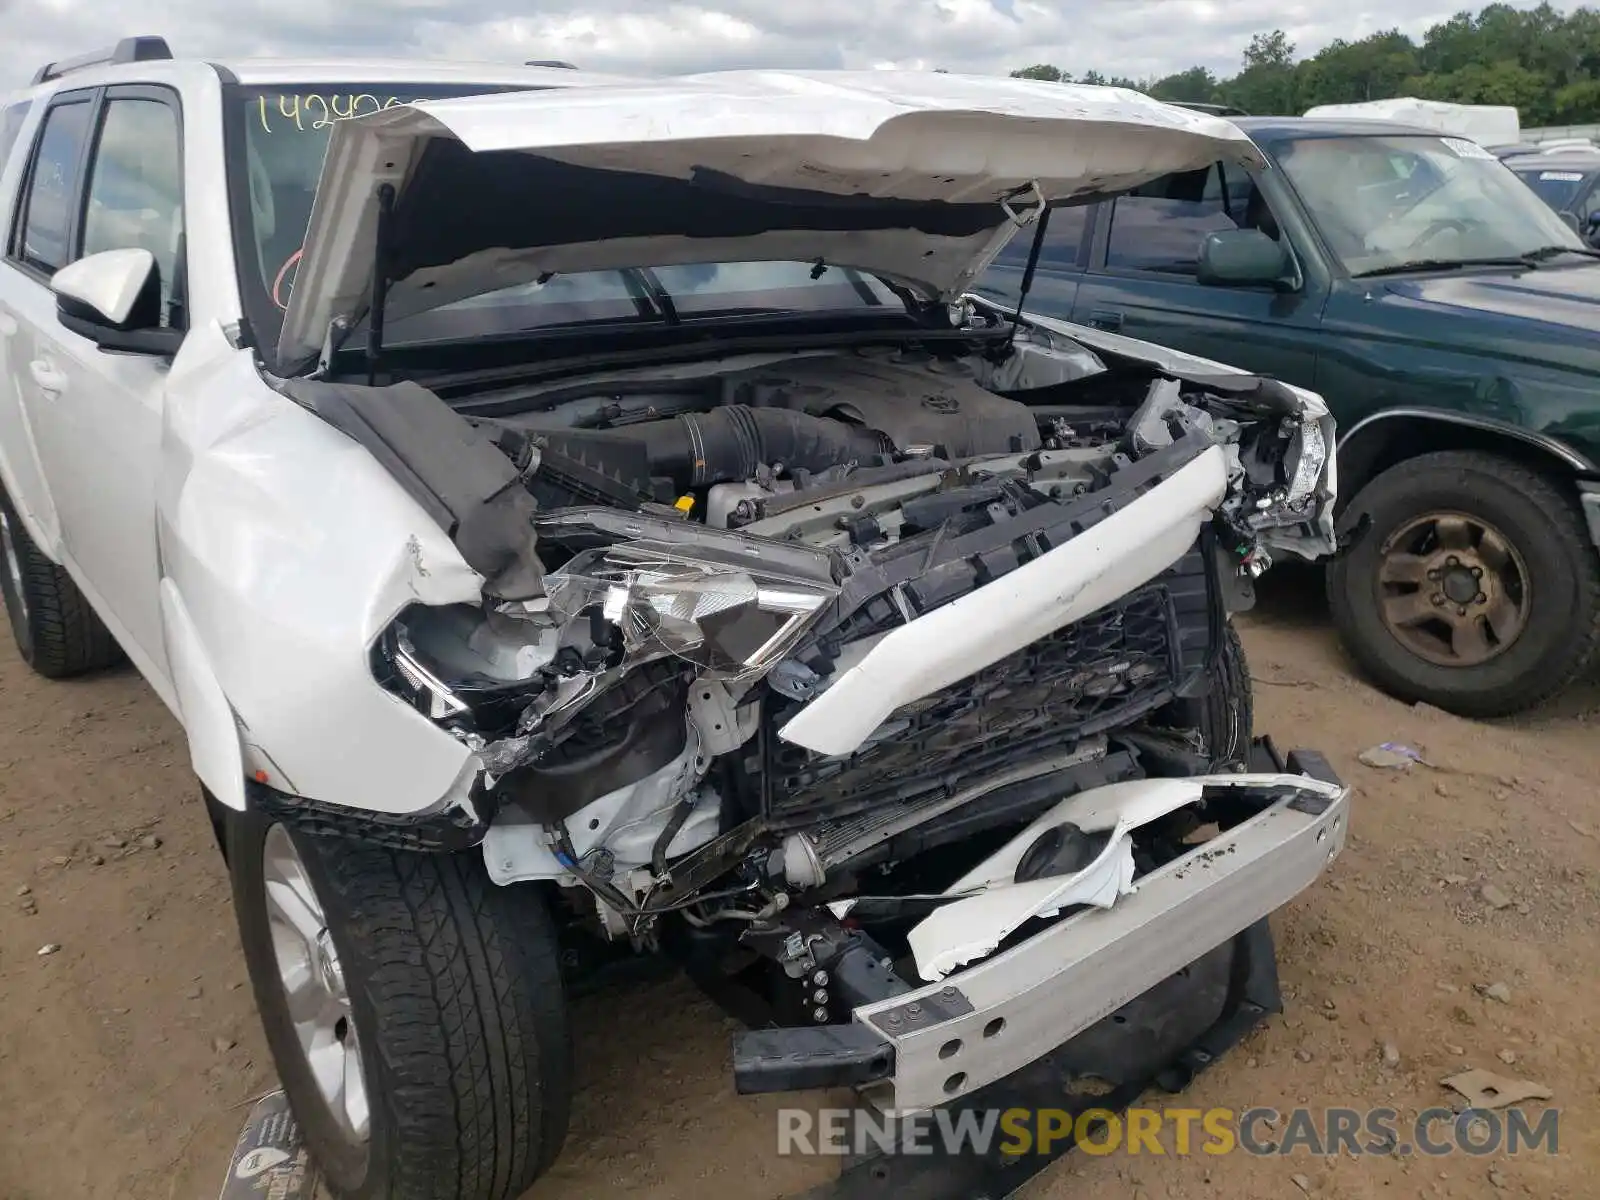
(1196, 229), (1297, 291)
(1558, 211), (1581, 234)
(51, 248), (183, 356)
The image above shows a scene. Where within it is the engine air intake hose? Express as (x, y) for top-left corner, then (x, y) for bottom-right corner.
(648, 405), (891, 486)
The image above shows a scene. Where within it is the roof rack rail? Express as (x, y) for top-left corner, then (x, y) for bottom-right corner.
(30, 36), (173, 87)
(525, 60), (578, 69)
(1170, 100), (1249, 117)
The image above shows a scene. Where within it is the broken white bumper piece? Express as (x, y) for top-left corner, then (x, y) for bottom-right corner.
(777, 446), (1230, 756)
(852, 769), (1350, 1113)
(908, 776), (1243, 982)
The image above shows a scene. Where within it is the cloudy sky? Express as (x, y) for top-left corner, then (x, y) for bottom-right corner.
(0, 0), (1584, 89)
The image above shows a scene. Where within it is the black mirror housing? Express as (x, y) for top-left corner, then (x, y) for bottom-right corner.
(52, 251), (183, 357)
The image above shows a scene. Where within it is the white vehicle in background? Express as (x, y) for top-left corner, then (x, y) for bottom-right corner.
(0, 38), (1348, 1200)
(1303, 96), (1522, 146)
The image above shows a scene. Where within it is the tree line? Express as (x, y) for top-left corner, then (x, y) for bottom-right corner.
(1011, 2), (1600, 126)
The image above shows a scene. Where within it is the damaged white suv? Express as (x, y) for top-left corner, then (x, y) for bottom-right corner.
(0, 42), (1348, 1200)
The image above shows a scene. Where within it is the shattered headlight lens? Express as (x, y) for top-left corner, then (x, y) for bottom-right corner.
(386, 626), (472, 721)
(545, 538), (837, 680)
(1285, 420), (1328, 509)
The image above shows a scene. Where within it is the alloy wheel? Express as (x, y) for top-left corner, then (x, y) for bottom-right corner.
(1376, 510), (1529, 668)
(262, 824), (371, 1146)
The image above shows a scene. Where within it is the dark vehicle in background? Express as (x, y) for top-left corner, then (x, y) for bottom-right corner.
(978, 117), (1600, 718)
(1502, 148), (1600, 244)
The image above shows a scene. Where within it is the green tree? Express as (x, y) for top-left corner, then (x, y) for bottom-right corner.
(1297, 31), (1420, 108)
(1012, 2), (1600, 125)
(1150, 67), (1219, 104)
(1243, 30), (1296, 71)
(1011, 64), (1065, 82)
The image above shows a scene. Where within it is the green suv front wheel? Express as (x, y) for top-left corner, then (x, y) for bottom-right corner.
(1328, 450), (1600, 718)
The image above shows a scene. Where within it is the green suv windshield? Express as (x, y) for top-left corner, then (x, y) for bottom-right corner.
(1274, 134), (1585, 276)
(225, 83), (900, 354)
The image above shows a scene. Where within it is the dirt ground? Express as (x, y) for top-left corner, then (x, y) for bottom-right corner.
(1, 569), (1597, 1200)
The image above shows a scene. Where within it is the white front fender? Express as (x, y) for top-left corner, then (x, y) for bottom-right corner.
(159, 579), (245, 811)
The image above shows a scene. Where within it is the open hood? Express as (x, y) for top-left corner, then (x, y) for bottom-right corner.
(277, 69), (1265, 373)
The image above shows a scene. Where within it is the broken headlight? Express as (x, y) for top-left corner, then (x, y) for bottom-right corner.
(543, 538), (838, 681)
(374, 603), (562, 734)
(1284, 418), (1328, 511)
(389, 626), (472, 721)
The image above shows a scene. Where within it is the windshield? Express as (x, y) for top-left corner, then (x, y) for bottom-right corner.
(1273, 134), (1585, 275)
(1509, 164), (1592, 212)
(225, 84), (901, 353)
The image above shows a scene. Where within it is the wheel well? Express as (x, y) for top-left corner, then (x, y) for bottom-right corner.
(201, 786), (231, 865)
(1337, 414), (1583, 508)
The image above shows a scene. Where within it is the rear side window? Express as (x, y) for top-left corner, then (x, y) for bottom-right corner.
(990, 204), (1092, 272)
(15, 99), (94, 274)
(0, 101), (32, 171)
(1103, 163), (1280, 275)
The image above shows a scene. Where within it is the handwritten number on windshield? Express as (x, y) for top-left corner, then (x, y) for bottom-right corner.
(256, 94), (417, 134)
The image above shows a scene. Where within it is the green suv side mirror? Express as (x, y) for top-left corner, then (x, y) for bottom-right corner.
(1196, 229), (1298, 291)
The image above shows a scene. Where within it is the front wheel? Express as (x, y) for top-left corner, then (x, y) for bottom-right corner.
(1327, 450), (1600, 718)
(226, 813), (573, 1200)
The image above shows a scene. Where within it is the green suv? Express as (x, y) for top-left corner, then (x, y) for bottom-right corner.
(980, 116), (1600, 717)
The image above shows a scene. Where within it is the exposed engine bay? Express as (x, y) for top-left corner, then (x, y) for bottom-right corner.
(283, 317), (1334, 987)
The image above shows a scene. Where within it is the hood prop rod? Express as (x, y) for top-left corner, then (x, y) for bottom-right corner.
(1005, 198), (1052, 350)
(366, 183), (396, 386)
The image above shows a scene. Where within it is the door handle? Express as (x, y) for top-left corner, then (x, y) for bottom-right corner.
(28, 360), (67, 395)
(0, 313), (16, 338)
(1087, 308), (1124, 332)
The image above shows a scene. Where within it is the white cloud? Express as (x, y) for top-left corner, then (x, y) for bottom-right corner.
(0, 0), (1584, 90)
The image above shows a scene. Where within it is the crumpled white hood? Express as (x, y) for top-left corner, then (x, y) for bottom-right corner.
(278, 69), (1265, 371)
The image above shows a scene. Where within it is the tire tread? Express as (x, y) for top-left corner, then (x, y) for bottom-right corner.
(0, 490), (120, 677)
(1329, 449), (1600, 718)
(293, 836), (570, 1200)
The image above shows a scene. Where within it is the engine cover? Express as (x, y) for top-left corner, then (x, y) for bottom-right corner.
(723, 350), (1042, 458)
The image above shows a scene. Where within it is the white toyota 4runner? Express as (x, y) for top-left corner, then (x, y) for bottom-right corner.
(0, 38), (1348, 1200)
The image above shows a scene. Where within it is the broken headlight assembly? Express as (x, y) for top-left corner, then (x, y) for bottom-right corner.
(372, 517), (842, 750)
(372, 603), (562, 736)
(542, 538), (838, 681)
(389, 625), (471, 722)
(1231, 410), (1334, 534)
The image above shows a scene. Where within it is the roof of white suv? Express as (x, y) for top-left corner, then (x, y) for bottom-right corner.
(18, 35), (636, 95)
(218, 59), (638, 88)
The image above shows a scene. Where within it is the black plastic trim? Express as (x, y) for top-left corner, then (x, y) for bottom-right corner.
(734, 1024), (898, 1095)
(244, 776), (493, 852)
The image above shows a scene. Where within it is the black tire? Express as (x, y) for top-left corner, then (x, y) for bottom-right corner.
(0, 486), (121, 677)
(226, 812), (573, 1200)
(1327, 450), (1600, 718)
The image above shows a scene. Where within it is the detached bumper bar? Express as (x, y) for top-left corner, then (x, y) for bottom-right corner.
(846, 748), (1347, 1112)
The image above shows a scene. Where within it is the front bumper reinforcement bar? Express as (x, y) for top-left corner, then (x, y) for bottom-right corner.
(759, 738), (1347, 1200)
